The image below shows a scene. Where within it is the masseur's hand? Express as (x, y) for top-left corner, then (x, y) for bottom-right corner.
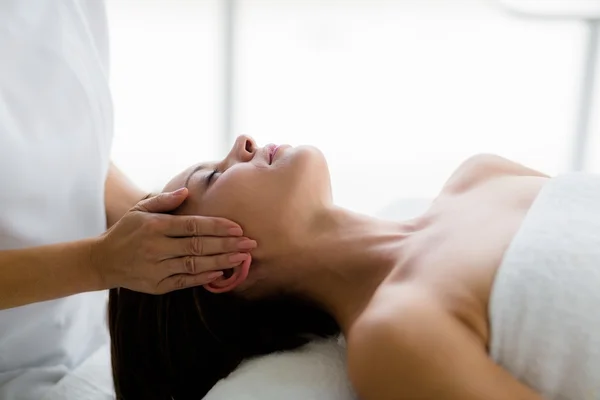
(90, 187), (256, 294)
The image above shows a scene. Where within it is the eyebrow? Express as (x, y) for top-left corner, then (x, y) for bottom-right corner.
(184, 164), (207, 188)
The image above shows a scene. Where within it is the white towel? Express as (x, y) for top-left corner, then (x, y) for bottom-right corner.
(204, 337), (357, 400)
(489, 173), (600, 399)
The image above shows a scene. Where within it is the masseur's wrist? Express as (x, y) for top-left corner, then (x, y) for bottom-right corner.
(85, 237), (111, 291)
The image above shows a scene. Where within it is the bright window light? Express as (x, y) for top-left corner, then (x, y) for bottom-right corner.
(108, 0), (584, 215)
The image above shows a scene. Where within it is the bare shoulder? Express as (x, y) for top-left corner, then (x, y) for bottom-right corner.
(346, 284), (542, 400)
(442, 154), (550, 195)
(346, 286), (443, 397)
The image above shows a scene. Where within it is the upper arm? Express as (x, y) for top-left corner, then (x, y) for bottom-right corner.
(443, 154), (549, 194)
(347, 293), (541, 400)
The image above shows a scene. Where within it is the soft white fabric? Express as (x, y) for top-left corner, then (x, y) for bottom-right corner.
(204, 337), (357, 400)
(489, 173), (600, 399)
(40, 345), (113, 400)
(0, 1), (113, 399)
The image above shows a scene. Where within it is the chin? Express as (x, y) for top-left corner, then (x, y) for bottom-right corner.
(287, 145), (332, 198)
(285, 146), (327, 179)
(289, 145), (328, 169)
(296, 144), (324, 155)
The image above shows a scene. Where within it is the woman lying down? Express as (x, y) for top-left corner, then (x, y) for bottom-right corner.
(109, 135), (600, 400)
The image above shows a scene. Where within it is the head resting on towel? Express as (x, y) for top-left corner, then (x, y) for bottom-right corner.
(108, 135), (341, 399)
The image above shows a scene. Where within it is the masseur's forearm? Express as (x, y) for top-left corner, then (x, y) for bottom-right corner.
(0, 164), (145, 310)
(0, 239), (102, 310)
(105, 162), (148, 228)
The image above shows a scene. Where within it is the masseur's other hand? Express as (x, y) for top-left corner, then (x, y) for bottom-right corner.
(91, 187), (256, 294)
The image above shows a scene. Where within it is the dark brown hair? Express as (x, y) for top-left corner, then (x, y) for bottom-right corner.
(108, 283), (340, 399)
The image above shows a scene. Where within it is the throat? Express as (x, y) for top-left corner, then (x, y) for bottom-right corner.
(283, 207), (422, 334)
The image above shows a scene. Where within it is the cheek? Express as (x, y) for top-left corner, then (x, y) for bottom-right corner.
(199, 168), (270, 223)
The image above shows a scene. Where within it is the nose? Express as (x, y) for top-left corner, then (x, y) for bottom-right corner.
(226, 135), (256, 164)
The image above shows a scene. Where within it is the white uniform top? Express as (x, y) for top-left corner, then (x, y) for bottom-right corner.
(0, 1), (113, 398)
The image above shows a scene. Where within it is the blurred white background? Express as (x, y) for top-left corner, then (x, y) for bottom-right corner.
(107, 0), (595, 216)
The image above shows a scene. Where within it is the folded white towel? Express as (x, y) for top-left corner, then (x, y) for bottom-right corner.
(489, 173), (600, 399)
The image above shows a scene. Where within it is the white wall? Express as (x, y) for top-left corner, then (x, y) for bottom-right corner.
(107, 0), (586, 215)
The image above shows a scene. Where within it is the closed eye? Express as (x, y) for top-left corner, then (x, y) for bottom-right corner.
(207, 168), (219, 185)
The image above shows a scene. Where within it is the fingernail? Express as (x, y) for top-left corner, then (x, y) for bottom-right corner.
(172, 187), (187, 196)
(237, 239), (257, 250)
(229, 253), (248, 264)
(228, 227), (243, 236)
(206, 271), (223, 279)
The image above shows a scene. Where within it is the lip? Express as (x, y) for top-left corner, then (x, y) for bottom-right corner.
(266, 144), (292, 165)
(266, 144), (279, 165)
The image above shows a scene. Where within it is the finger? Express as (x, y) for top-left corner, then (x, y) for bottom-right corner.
(158, 271), (224, 293)
(168, 236), (257, 258)
(135, 188), (188, 213)
(163, 215), (244, 238)
(163, 252), (249, 275)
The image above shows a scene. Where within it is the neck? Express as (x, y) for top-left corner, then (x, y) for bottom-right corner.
(272, 206), (425, 335)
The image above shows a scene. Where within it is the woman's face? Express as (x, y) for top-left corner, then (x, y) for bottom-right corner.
(164, 135), (332, 257)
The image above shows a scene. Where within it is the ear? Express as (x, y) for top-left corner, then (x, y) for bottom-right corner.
(203, 254), (251, 294)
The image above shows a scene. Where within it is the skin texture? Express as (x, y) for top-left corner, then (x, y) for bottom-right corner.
(165, 137), (549, 399)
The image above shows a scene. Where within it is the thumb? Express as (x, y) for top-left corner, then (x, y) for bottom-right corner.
(136, 188), (188, 213)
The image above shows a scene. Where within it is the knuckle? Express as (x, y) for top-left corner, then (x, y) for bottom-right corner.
(185, 218), (198, 235)
(188, 237), (203, 255)
(128, 211), (145, 225)
(174, 275), (187, 290)
(184, 256), (197, 274)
